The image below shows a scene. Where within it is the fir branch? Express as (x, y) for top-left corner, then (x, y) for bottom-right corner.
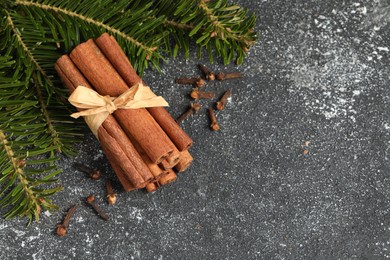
(5, 11), (64, 152)
(154, 0), (257, 64)
(32, 74), (62, 152)
(0, 30), (71, 222)
(5, 10), (54, 89)
(0, 128), (61, 224)
(15, 0), (159, 55)
(0, 130), (40, 221)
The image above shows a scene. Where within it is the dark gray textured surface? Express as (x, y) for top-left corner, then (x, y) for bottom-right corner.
(1, 0), (390, 259)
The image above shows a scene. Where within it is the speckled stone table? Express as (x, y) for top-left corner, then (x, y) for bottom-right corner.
(1, 1), (389, 259)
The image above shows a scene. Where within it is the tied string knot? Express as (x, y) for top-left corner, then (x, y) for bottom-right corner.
(102, 95), (116, 114)
(68, 83), (168, 138)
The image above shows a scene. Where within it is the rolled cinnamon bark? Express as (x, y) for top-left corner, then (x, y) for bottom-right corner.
(145, 182), (158, 193)
(159, 169), (177, 186)
(175, 150), (193, 173)
(95, 33), (193, 152)
(55, 55), (152, 189)
(159, 147), (181, 170)
(69, 39), (173, 164)
(129, 135), (164, 181)
(101, 141), (136, 192)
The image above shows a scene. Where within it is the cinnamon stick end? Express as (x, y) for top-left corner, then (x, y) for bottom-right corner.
(175, 150), (193, 173)
(159, 170), (177, 186)
(146, 182), (158, 193)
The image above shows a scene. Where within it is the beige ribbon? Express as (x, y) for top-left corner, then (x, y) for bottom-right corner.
(68, 83), (168, 138)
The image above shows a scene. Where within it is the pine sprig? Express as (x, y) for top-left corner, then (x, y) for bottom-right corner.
(173, 0), (256, 64)
(0, 55), (63, 225)
(0, 0), (257, 223)
(15, 0), (166, 74)
(3, 10), (82, 155)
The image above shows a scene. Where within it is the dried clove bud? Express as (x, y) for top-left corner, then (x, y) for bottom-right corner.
(208, 108), (220, 131)
(216, 89), (232, 111)
(56, 204), (78, 237)
(192, 102), (202, 113)
(74, 163), (101, 180)
(216, 72), (243, 81)
(105, 179), (117, 205)
(86, 195), (109, 221)
(190, 89), (215, 100)
(198, 64), (216, 81)
(176, 102), (202, 123)
(175, 76), (205, 87)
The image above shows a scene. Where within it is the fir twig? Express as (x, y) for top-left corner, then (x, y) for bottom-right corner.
(15, 0), (159, 55)
(5, 11), (55, 88)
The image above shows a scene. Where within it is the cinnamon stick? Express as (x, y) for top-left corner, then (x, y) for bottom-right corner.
(159, 160), (171, 171)
(101, 142), (136, 192)
(55, 55), (151, 189)
(175, 150), (193, 173)
(69, 39), (173, 164)
(128, 134), (164, 182)
(145, 182), (158, 193)
(158, 169), (177, 186)
(95, 33), (193, 152)
(159, 148), (181, 170)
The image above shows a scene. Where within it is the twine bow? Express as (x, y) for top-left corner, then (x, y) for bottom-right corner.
(68, 83), (168, 138)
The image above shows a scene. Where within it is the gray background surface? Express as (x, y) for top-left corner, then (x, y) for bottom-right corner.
(1, 0), (390, 259)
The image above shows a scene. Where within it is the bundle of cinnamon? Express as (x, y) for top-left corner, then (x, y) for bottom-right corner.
(55, 33), (193, 192)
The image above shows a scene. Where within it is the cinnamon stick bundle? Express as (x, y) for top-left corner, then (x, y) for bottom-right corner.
(57, 33), (194, 193)
(55, 55), (153, 189)
(94, 33), (193, 152)
(94, 33), (193, 172)
(69, 40), (173, 164)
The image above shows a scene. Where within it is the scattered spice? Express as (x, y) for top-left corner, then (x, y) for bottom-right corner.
(175, 64), (243, 130)
(216, 89), (232, 111)
(198, 64), (215, 81)
(208, 108), (220, 131)
(56, 204), (78, 237)
(303, 141), (310, 155)
(190, 89), (215, 100)
(74, 163), (101, 180)
(105, 179), (117, 205)
(216, 72), (243, 81)
(175, 76), (205, 87)
(86, 195), (109, 221)
(176, 103), (202, 123)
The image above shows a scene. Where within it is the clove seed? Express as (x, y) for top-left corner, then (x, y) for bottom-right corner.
(216, 89), (232, 111)
(208, 108), (220, 131)
(56, 204), (78, 237)
(175, 76), (205, 87)
(86, 195), (109, 221)
(105, 179), (117, 205)
(216, 72), (243, 81)
(176, 102), (202, 123)
(74, 163), (101, 180)
(190, 89), (215, 100)
(198, 64), (216, 81)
